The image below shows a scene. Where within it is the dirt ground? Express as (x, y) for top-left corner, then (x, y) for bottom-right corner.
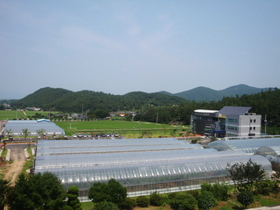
(4, 160), (25, 186)
(3, 144), (26, 185)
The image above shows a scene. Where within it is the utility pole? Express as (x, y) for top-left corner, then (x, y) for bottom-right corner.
(156, 113), (158, 124)
(264, 114), (267, 134)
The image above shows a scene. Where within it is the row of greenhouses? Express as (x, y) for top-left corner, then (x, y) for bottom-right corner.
(34, 138), (273, 201)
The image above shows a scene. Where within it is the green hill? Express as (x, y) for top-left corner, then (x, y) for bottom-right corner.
(11, 87), (187, 112)
(160, 84), (270, 101)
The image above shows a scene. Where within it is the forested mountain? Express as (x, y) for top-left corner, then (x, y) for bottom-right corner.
(159, 84), (270, 101)
(10, 87), (187, 112)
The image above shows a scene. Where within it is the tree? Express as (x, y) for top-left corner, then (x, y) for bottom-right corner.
(0, 179), (9, 210)
(88, 182), (110, 203)
(197, 191), (216, 210)
(237, 191), (254, 208)
(95, 110), (110, 119)
(64, 186), (82, 210)
(88, 179), (127, 208)
(21, 128), (31, 141)
(227, 159), (266, 191)
(107, 178), (127, 207)
(36, 128), (46, 138)
(170, 192), (197, 210)
(4, 129), (13, 138)
(7, 172), (66, 210)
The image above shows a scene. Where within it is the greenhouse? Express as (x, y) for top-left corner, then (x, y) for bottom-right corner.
(36, 138), (203, 156)
(206, 138), (280, 154)
(34, 139), (272, 201)
(4, 120), (65, 136)
(255, 146), (280, 158)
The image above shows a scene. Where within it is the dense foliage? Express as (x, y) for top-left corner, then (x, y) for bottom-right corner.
(227, 159), (266, 192)
(134, 88), (280, 133)
(197, 191), (216, 210)
(64, 186), (82, 210)
(8, 172), (66, 210)
(149, 191), (164, 206)
(237, 191), (254, 208)
(11, 87), (187, 112)
(136, 196), (150, 207)
(0, 179), (9, 210)
(88, 179), (127, 208)
(200, 183), (229, 201)
(121, 197), (136, 210)
(169, 193), (197, 210)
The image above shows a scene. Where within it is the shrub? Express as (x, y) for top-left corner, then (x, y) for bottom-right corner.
(200, 182), (229, 201)
(93, 201), (119, 210)
(212, 183), (229, 201)
(65, 186), (82, 210)
(197, 191), (216, 210)
(168, 192), (179, 201)
(170, 192), (197, 210)
(186, 190), (200, 199)
(237, 191), (254, 208)
(255, 180), (273, 195)
(150, 192), (164, 206)
(136, 196), (150, 207)
(121, 197), (136, 210)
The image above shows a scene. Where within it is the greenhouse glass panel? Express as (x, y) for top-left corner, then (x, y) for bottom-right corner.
(255, 146), (280, 157)
(34, 139), (273, 201)
(207, 138), (280, 154)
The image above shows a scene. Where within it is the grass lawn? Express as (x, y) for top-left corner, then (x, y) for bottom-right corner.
(80, 202), (94, 210)
(55, 120), (189, 138)
(0, 110), (57, 120)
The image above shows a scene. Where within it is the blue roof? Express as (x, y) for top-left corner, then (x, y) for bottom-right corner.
(219, 106), (251, 115)
(37, 119), (50, 122)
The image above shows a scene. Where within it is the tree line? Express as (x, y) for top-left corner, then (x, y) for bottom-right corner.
(9, 87), (280, 134)
(131, 88), (280, 134)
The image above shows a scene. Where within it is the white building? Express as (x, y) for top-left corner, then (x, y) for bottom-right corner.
(191, 106), (262, 137)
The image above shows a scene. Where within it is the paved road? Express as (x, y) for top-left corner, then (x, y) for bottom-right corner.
(6, 144), (29, 161)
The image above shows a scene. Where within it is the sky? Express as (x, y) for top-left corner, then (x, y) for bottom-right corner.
(0, 0), (280, 99)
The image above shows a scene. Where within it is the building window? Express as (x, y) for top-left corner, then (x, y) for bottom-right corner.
(254, 119), (256, 123)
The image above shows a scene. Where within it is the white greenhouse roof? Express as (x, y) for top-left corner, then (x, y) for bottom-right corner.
(194, 109), (219, 113)
(207, 138), (280, 154)
(4, 120), (65, 135)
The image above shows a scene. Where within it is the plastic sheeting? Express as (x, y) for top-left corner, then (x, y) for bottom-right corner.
(4, 120), (65, 135)
(206, 138), (280, 154)
(34, 139), (272, 200)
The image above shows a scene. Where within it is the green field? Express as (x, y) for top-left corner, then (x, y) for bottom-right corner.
(55, 120), (188, 138)
(0, 110), (190, 138)
(0, 110), (55, 120)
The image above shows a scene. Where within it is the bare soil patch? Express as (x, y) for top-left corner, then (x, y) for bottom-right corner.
(4, 160), (25, 185)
